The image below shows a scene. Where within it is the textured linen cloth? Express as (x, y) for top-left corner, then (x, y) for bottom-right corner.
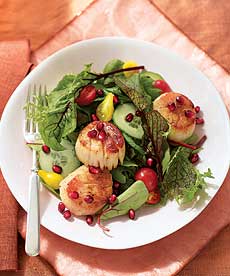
(151, 0), (230, 73)
(0, 40), (32, 270)
(18, 0), (229, 275)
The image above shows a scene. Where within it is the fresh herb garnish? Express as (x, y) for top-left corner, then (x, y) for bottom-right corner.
(161, 147), (214, 204)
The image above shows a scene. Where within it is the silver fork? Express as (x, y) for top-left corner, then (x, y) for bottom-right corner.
(24, 85), (47, 256)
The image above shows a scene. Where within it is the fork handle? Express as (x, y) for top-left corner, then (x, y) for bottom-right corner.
(25, 171), (40, 256)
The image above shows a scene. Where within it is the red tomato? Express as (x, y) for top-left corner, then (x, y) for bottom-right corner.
(134, 168), (158, 192)
(75, 85), (97, 106)
(147, 189), (161, 204)
(153, 80), (171, 93)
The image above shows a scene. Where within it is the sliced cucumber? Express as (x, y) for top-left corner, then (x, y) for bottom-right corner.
(113, 103), (144, 139)
(39, 140), (80, 178)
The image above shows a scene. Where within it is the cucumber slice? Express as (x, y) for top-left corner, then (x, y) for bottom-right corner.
(39, 140), (81, 178)
(113, 103), (144, 139)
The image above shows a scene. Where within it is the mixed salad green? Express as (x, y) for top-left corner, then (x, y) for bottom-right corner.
(26, 59), (214, 225)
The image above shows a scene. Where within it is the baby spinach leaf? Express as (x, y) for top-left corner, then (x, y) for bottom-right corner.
(140, 70), (164, 81)
(52, 74), (79, 92)
(103, 59), (124, 85)
(111, 166), (127, 184)
(103, 59), (124, 73)
(140, 72), (161, 100)
(111, 165), (136, 184)
(39, 100), (76, 151)
(122, 160), (139, 167)
(114, 74), (152, 111)
(100, 180), (149, 220)
(122, 132), (145, 155)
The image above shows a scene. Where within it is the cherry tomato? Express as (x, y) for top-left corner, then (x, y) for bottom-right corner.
(75, 85), (97, 106)
(134, 168), (158, 192)
(153, 80), (171, 93)
(146, 189), (161, 204)
(96, 93), (114, 121)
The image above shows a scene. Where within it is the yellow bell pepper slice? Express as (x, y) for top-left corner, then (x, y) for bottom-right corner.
(38, 170), (63, 190)
(123, 60), (138, 78)
(96, 93), (114, 121)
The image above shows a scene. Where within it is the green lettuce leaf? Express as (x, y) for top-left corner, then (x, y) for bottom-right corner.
(114, 74), (152, 111)
(161, 147), (214, 204)
(103, 59), (124, 73)
(122, 132), (145, 155)
(144, 110), (169, 179)
(140, 72), (161, 100)
(39, 100), (76, 151)
(39, 65), (94, 151)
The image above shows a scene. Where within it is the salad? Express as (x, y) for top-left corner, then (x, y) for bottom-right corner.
(26, 59), (213, 230)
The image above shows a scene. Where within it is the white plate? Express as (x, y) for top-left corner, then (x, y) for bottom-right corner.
(0, 37), (230, 249)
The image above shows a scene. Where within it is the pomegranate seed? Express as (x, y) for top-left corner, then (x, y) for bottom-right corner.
(135, 110), (142, 117)
(113, 95), (119, 104)
(96, 121), (104, 131)
(86, 215), (94, 225)
(89, 166), (101, 174)
(58, 202), (65, 213)
(128, 209), (135, 220)
(113, 188), (120, 196)
(184, 110), (195, 118)
(195, 106), (200, 113)
(52, 165), (62, 174)
(113, 181), (120, 189)
(196, 117), (204, 124)
(108, 194), (117, 204)
(87, 129), (97, 138)
(190, 153), (199, 164)
(96, 89), (104, 96)
(84, 195), (94, 203)
(98, 130), (106, 141)
(91, 113), (99, 121)
(42, 145), (50, 154)
(63, 210), (71, 220)
(146, 157), (154, 167)
(167, 102), (176, 111)
(176, 96), (184, 105)
(68, 191), (79, 200)
(126, 113), (134, 122)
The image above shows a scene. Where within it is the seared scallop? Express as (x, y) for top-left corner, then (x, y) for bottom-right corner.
(153, 92), (196, 142)
(75, 121), (125, 170)
(59, 165), (112, 216)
